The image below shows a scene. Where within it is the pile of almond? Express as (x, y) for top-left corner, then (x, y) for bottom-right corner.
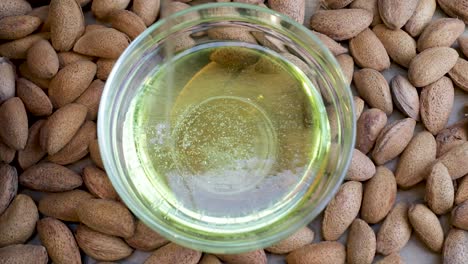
(0, 0), (467, 263)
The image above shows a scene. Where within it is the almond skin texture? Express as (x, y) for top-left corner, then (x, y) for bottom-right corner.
(323, 0), (355, 9)
(452, 201), (468, 230)
(426, 162), (454, 214)
(73, 28), (130, 59)
(0, 194), (38, 247)
(336, 54), (354, 86)
(347, 219), (376, 264)
(265, 227), (315, 254)
(89, 138), (104, 169)
(354, 96), (365, 120)
(216, 250), (267, 264)
(376, 253), (404, 264)
(91, 0), (131, 20)
(312, 31), (348, 56)
(48, 60), (97, 108)
(408, 47), (459, 87)
(19, 162), (83, 192)
(448, 58), (468, 92)
(417, 18), (465, 52)
(58, 51), (93, 69)
(437, 142), (468, 180)
(286, 241), (346, 264)
(0, 57), (15, 103)
(0, 32), (49, 59)
(356, 108), (388, 154)
(37, 217), (81, 264)
(378, 0), (420, 30)
(362, 166), (397, 224)
(443, 229), (468, 264)
(18, 119), (47, 169)
(376, 203), (412, 255)
(0, 15), (41, 40)
(0, 164), (17, 215)
(16, 78), (53, 116)
(437, 0), (468, 24)
(346, 148), (376, 181)
(390, 75), (419, 120)
(26, 39), (59, 79)
(77, 198), (135, 238)
(96, 58), (115, 81)
(40, 103), (88, 155)
(109, 10), (147, 40)
(372, 118), (416, 165)
(125, 220), (169, 251)
(459, 35), (468, 58)
(309, 9), (373, 41)
(354, 68), (393, 115)
(269, 0), (305, 24)
(373, 24), (417, 68)
(0, 140), (15, 163)
(0, 0), (32, 20)
(75, 79), (104, 120)
(350, 0), (382, 26)
(408, 204), (444, 252)
(395, 131), (437, 188)
(82, 166), (118, 200)
(145, 243), (202, 264)
(75, 225), (133, 261)
(420, 77), (454, 135)
(0, 244), (48, 264)
(49, 0), (85, 51)
(350, 28), (390, 71)
(39, 190), (93, 222)
(404, 0), (437, 37)
(132, 0), (160, 26)
(18, 62), (50, 89)
(456, 176), (468, 205)
(323, 181), (363, 241)
(0, 97), (28, 150)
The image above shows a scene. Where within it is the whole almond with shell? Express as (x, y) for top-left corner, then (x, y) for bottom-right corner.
(109, 10), (147, 40)
(74, 28), (130, 59)
(18, 119), (47, 169)
(19, 162), (83, 192)
(376, 253), (404, 264)
(96, 58), (116, 81)
(0, 97), (28, 150)
(456, 176), (468, 205)
(349, 28), (390, 71)
(309, 9), (373, 41)
(75, 80), (104, 120)
(378, 0), (420, 30)
(376, 203), (412, 255)
(448, 58), (468, 92)
(426, 162), (454, 215)
(408, 47), (458, 87)
(354, 68), (393, 115)
(132, 0), (160, 26)
(420, 76), (454, 135)
(345, 148), (376, 181)
(437, 142), (468, 180)
(16, 78), (53, 117)
(0, 163), (17, 215)
(404, 0), (437, 37)
(354, 96), (365, 120)
(39, 190), (93, 222)
(350, 0), (381, 26)
(336, 54), (354, 86)
(0, 140), (15, 164)
(373, 24), (417, 68)
(459, 35), (468, 58)
(125, 220), (169, 251)
(312, 31), (348, 56)
(18, 62), (50, 89)
(0, 32), (49, 59)
(286, 241), (346, 264)
(0, 57), (15, 103)
(0, 15), (41, 40)
(49, 0), (85, 52)
(0, 0), (32, 20)
(437, 0), (468, 24)
(91, 0), (131, 20)
(26, 39), (59, 79)
(443, 228), (468, 264)
(408, 204), (444, 252)
(58, 51), (93, 68)
(390, 75), (419, 120)
(269, 0), (305, 24)
(0, 244), (48, 264)
(452, 201), (468, 230)
(347, 219), (376, 264)
(82, 166), (118, 200)
(0, 194), (38, 247)
(265, 227), (315, 254)
(145, 243), (202, 264)
(356, 108), (388, 154)
(89, 138), (104, 169)
(417, 18), (465, 51)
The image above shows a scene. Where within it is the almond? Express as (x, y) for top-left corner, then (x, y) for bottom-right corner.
(354, 96), (365, 120)
(18, 119), (47, 169)
(376, 203), (412, 255)
(26, 39), (59, 79)
(347, 219), (376, 264)
(82, 166), (118, 200)
(312, 31), (348, 56)
(48, 121), (97, 165)
(73, 28), (130, 59)
(437, 0), (468, 24)
(19, 162), (83, 192)
(0, 15), (41, 40)
(356, 108), (388, 154)
(408, 204), (444, 252)
(161, 1), (190, 19)
(456, 176), (468, 205)
(372, 118), (416, 165)
(0, 97), (28, 150)
(452, 201), (468, 230)
(77, 198), (135, 238)
(27, 5), (49, 26)
(96, 58), (115, 81)
(354, 68), (393, 115)
(207, 27), (257, 44)
(459, 35), (468, 58)
(49, 0), (85, 51)
(404, 0), (437, 37)
(322, 0), (355, 9)
(395, 131), (437, 188)
(75, 80), (104, 120)
(265, 227), (315, 254)
(323, 181), (362, 241)
(0, 244), (47, 264)
(38, 190), (93, 222)
(89, 138), (104, 169)
(269, 0), (305, 24)
(37, 217), (81, 264)
(85, 24), (108, 34)
(110, 10), (147, 40)
(0, 57), (15, 103)
(448, 58), (468, 92)
(420, 76), (454, 135)
(0, 194), (38, 247)
(40, 103), (88, 155)
(18, 62), (50, 89)
(48, 60), (97, 108)
(378, 0), (419, 30)
(58, 51), (93, 68)
(200, 255), (222, 264)
(0, 32), (49, 59)
(426, 162), (454, 214)
(132, 0), (160, 26)
(408, 47), (458, 87)
(0, 0), (32, 19)
(390, 75), (419, 120)
(346, 148), (376, 181)
(373, 24), (417, 68)
(350, 0), (381, 26)
(91, 0), (131, 20)
(145, 243), (202, 264)
(75, 225), (133, 261)
(16, 78), (53, 116)
(336, 54), (354, 86)
(350, 28), (390, 71)
(362, 166), (397, 224)
(0, 140), (15, 163)
(125, 220), (169, 251)
(417, 18), (465, 51)
(443, 228), (468, 264)
(437, 142), (468, 180)
(309, 9), (373, 41)
(286, 241), (346, 264)
(376, 253), (404, 264)
(0, 164), (17, 215)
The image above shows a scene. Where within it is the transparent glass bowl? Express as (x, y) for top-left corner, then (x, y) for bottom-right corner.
(98, 3), (355, 254)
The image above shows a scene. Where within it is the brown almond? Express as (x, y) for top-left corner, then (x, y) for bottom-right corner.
(417, 18), (465, 51)
(354, 96), (365, 120)
(420, 77), (454, 135)
(350, 28), (390, 71)
(17, 120), (47, 169)
(18, 62), (50, 89)
(200, 254), (222, 264)
(96, 58), (115, 81)
(0, 140), (15, 163)
(26, 39), (59, 79)
(207, 27), (257, 44)
(269, 0), (305, 24)
(125, 220), (169, 251)
(378, 0), (419, 30)
(456, 176), (468, 205)
(426, 162), (455, 214)
(0, 194), (38, 247)
(27, 5), (49, 27)
(89, 138), (104, 169)
(336, 54), (354, 86)
(75, 79), (104, 120)
(312, 31), (348, 56)
(350, 0), (381, 26)
(76, 225), (133, 261)
(323, 0), (355, 9)
(91, 0), (131, 20)
(0, 32), (49, 59)
(459, 35), (468, 58)
(376, 253), (404, 264)
(77, 198), (135, 238)
(448, 58), (468, 93)
(309, 9), (372, 41)
(48, 121), (97, 165)
(437, 142), (468, 180)
(37, 217), (81, 264)
(265, 227), (315, 254)
(38, 190), (93, 222)
(49, 0), (85, 51)
(58, 51), (93, 68)
(0, 15), (41, 40)
(48, 60), (97, 108)
(437, 0), (468, 24)
(82, 166), (118, 200)
(0, 0), (32, 20)
(132, 0), (160, 26)
(347, 219), (376, 264)
(286, 241), (346, 264)
(74, 28), (130, 59)
(0, 164), (17, 215)
(0, 244), (47, 264)
(404, 0), (437, 37)
(390, 75), (419, 120)
(19, 162), (82, 192)
(354, 69), (393, 115)
(323, 181), (362, 241)
(395, 131), (437, 188)
(373, 118), (416, 165)
(16, 78), (53, 116)
(110, 10), (147, 40)
(40, 103), (88, 155)
(145, 243), (202, 264)
(373, 24), (417, 68)
(0, 97), (28, 150)
(0, 57), (15, 103)
(362, 166), (397, 224)
(452, 201), (468, 230)
(408, 204), (444, 252)
(356, 108), (388, 154)
(376, 203), (412, 255)
(443, 228), (468, 264)
(346, 148), (376, 181)
(408, 47), (459, 87)
(85, 24), (108, 34)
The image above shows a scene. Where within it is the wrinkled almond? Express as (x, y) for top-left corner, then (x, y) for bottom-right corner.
(437, 0), (468, 24)
(356, 108), (388, 154)
(286, 241), (346, 264)
(19, 162), (83, 192)
(265, 227), (315, 254)
(0, 194), (38, 247)
(58, 51), (93, 68)
(390, 75), (419, 120)
(125, 220), (169, 251)
(39, 190), (93, 222)
(110, 10), (146, 40)
(420, 76), (454, 135)
(91, 0), (131, 20)
(404, 0), (437, 37)
(347, 219), (376, 264)
(346, 148), (376, 181)
(408, 204), (444, 252)
(376, 203), (412, 255)
(426, 162), (454, 215)
(18, 62), (50, 89)
(378, 0), (419, 30)
(0, 97), (28, 150)
(448, 58), (468, 92)
(417, 18), (465, 51)
(82, 166), (118, 200)
(0, 0), (32, 20)
(0, 244), (47, 264)
(0, 15), (41, 40)
(26, 39), (59, 79)
(354, 68), (393, 115)
(16, 78), (53, 116)
(132, 0), (160, 26)
(0, 32), (49, 59)
(373, 24), (417, 68)
(17, 119), (47, 169)
(49, 0), (85, 52)
(350, 28), (390, 71)
(74, 28), (130, 59)
(408, 47), (458, 87)
(350, 0), (381, 26)
(269, 0), (305, 24)
(309, 9), (372, 41)
(437, 142), (468, 180)
(443, 228), (468, 264)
